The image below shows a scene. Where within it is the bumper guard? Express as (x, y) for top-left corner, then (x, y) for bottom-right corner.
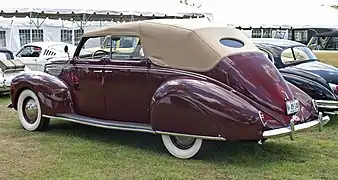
(262, 112), (330, 140)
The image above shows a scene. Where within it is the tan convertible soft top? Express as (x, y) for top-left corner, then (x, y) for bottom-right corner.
(83, 19), (260, 71)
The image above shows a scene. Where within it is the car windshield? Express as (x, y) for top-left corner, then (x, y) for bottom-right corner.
(280, 46), (317, 64)
(102, 36), (138, 49)
(78, 35), (143, 60)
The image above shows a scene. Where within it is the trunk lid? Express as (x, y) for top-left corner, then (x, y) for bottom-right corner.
(224, 52), (295, 115)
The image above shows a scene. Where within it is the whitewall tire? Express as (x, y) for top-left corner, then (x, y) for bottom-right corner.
(161, 134), (203, 159)
(17, 89), (50, 131)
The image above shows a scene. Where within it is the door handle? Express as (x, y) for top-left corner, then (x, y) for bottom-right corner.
(105, 70), (112, 73)
(92, 70), (102, 73)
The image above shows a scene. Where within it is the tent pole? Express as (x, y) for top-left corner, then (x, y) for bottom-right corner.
(9, 19), (13, 49)
(29, 12), (33, 43)
(72, 20), (75, 45)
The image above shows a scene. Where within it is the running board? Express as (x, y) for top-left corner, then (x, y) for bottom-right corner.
(42, 113), (155, 134)
(42, 113), (226, 141)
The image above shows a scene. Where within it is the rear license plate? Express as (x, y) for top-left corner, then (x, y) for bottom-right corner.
(286, 99), (300, 115)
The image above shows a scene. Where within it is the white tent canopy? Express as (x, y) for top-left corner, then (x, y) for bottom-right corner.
(0, 0), (211, 21)
(199, 0), (338, 28)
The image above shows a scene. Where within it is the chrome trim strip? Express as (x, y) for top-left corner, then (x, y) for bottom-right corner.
(263, 112), (330, 140)
(42, 115), (227, 141)
(42, 115), (156, 134)
(315, 100), (338, 109)
(324, 111), (338, 115)
(155, 131), (226, 141)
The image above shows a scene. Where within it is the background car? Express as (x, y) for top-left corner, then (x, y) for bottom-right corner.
(253, 38), (338, 115)
(8, 19), (329, 159)
(0, 47), (30, 95)
(307, 31), (338, 67)
(15, 42), (77, 72)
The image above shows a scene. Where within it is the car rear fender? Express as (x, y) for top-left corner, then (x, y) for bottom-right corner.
(150, 78), (265, 141)
(10, 71), (73, 115)
(282, 73), (336, 100)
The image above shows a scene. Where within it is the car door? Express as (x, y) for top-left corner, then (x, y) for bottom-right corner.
(16, 46), (42, 71)
(103, 42), (151, 124)
(63, 57), (107, 119)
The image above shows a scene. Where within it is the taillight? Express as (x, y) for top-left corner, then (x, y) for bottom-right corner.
(259, 111), (286, 127)
(258, 111), (266, 126)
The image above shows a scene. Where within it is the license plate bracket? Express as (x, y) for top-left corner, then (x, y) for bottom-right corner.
(286, 99), (300, 115)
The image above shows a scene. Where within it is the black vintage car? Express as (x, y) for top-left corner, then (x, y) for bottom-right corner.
(252, 38), (338, 115)
(0, 47), (14, 60)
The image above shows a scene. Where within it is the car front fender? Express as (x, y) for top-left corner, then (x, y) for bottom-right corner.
(150, 78), (265, 141)
(10, 71), (73, 115)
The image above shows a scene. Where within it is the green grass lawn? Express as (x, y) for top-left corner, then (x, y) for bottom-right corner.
(1, 96), (338, 180)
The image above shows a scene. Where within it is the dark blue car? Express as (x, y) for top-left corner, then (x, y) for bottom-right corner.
(253, 38), (338, 115)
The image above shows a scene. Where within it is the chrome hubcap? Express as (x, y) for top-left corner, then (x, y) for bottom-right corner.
(23, 98), (38, 124)
(171, 136), (195, 150)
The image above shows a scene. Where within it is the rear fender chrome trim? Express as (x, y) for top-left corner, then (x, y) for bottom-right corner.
(155, 131), (226, 141)
(42, 115), (227, 141)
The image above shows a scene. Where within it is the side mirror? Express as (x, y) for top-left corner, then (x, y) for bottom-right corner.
(64, 45), (70, 59)
(64, 45), (69, 53)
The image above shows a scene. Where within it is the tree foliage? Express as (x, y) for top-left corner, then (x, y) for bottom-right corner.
(331, 5), (338, 9)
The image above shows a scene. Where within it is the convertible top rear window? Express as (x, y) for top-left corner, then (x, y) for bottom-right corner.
(219, 38), (244, 48)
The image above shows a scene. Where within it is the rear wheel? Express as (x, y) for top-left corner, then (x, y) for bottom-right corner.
(161, 134), (203, 159)
(17, 89), (50, 131)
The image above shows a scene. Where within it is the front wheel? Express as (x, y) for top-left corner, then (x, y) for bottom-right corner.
(17, 89), (50, 131)
(161, 134), (203, 159)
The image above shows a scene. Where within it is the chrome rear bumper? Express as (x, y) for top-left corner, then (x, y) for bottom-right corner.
(262, 112), (330, 140)
(315, 100), (338, 110)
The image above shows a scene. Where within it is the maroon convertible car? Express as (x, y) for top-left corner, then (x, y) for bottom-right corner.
(7, 19), (330, 159)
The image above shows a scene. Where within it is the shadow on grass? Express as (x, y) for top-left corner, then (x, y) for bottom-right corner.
(0, 94), (10, 100)
(46, 120), (309, 166)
